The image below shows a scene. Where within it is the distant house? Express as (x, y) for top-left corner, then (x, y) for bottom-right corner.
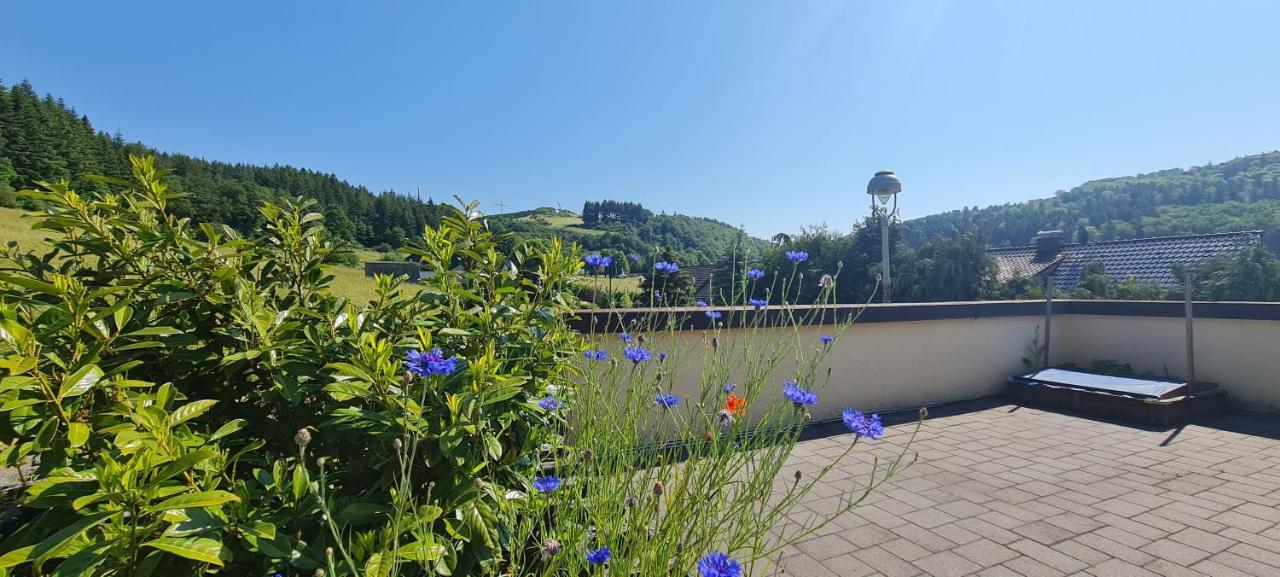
(364, 261), (426, 283)
(988, 230), (1263, 292)
(682, 265), (718, 302)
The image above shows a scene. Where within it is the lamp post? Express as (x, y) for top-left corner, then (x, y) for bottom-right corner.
(867, 170), (902, 303)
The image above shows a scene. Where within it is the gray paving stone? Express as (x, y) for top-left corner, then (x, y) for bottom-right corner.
(914, 551), (980, 577)
(1087, 559), (1161, 577)
(1139, 538), (1212, 566)
(772, 401), (1280, 577)
(954, 539), (1019, 567)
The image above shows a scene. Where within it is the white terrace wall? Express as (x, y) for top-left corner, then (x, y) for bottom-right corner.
(575, 301), (1280, 418)
(795, 317), (1046, 419)
(1056, 313), (1280, 413)
(599, 317), (1049, 423)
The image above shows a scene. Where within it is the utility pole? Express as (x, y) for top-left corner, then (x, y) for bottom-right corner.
(880, 205), (892, 303)
(495, 201), (507, 214)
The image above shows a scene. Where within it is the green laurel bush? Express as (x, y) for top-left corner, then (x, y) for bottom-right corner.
(0, 155), (580, 576)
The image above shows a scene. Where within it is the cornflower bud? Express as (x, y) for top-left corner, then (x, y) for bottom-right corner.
(294, 427), (312, 449)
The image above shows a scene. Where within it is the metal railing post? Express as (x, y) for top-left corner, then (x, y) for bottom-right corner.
(1185, 272), (1196, 384)
(1043, 273), (1053, 368)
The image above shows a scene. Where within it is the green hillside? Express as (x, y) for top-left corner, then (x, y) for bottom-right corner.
(905, 151), (1280, 251)
(490, 204), (767, 267)
(0, 79), (453, 249)
(0, 79), (766, 268)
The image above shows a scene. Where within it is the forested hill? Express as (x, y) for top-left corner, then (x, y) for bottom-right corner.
(0, 79), (454, 248)
(904, 152), (1280, 251)
(489, 203), (768, 266)
(0, 79), (766, 261)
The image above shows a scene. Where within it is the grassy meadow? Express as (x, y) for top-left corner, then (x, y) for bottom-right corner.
(328, 246), (386, 302)
(0, 207), (51, 251)
(0, 206), (640, 304)
(510, 212), (606, 236)
(0, 206), (381, 301)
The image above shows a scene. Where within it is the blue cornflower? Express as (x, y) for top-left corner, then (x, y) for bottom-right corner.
(585, 547), (611, 565)
(820, 335), (834, 345)
(705, 310), (722, 320)
(748, 298), (767, 309)
(538, 395), (563, 411)
(658, 352), (667, 362)
(629, 254), (641, 263)
(583, 253), (611, 269)
(696, 300), (708, 307)
(697, 551), (742, 577)
(654, 261), (680, 273)
(619, 332), (633, 342)
(584, 349), (609, 361)
(747, 268), (765, 281)
(784, 251), (809, 263)
(623, 346), (652, 364)
(654, 392), (680, 408)
(782, 379), (818, 407)
(533, 475), (561, 494)
(842, 408), (885, 439)
(723, 383), (736, 394)
(405, 347), (460, 376)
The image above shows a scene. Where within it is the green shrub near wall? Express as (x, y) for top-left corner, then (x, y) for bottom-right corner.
(0, 156), (580, 576)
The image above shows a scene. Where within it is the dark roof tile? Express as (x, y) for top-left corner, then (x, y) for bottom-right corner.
(988, 231), (1262, 291)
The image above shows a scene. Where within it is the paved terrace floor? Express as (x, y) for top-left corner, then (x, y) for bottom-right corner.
(773, 398), (1280, 577)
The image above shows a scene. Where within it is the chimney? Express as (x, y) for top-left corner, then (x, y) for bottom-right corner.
(1034, 230), (1065, 257)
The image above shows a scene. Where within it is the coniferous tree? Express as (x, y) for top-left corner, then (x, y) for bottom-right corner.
(0, 79), (452, 246)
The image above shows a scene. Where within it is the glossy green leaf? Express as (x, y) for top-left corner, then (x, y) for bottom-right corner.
(147, 490), (240, 513)
(143, 536), (228, 566)
(31, 511), (116, 567)
(161, 508), (226, 537)
(364, 552), (392, 577)
(416, 505), (443, 523)
(291, 465), (308, 502)
(49, 541), (112, 577)
(336, 502), (391, 526)
(121, 326), (183, 337)
(0, 545), (35, 570)
(0, 273), (60, 296)
(67, 422), (89, 448)
(324, 382), (373, 400)
(58, 364), (102, 399)
(151, 449), (220, 484)
(397, 536), (446, 562)
(208, 419), (247, 441)
(167, 399), (218, 426)
(327, 362), (375, 382)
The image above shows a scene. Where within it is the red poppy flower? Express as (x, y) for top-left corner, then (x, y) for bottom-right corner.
(724, 393), (747, 416)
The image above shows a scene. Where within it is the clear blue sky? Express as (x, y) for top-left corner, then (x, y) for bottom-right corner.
(4, 1), (1279, 236)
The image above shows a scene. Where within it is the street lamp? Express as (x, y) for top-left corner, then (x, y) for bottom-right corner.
(867, 170), (902, 303)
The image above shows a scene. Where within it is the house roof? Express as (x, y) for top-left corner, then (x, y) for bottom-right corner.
(682, 265), (717, 301)
(988, 230), (1263, 291)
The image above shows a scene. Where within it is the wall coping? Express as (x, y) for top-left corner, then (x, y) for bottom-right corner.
(569, 300), (1280, 333)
